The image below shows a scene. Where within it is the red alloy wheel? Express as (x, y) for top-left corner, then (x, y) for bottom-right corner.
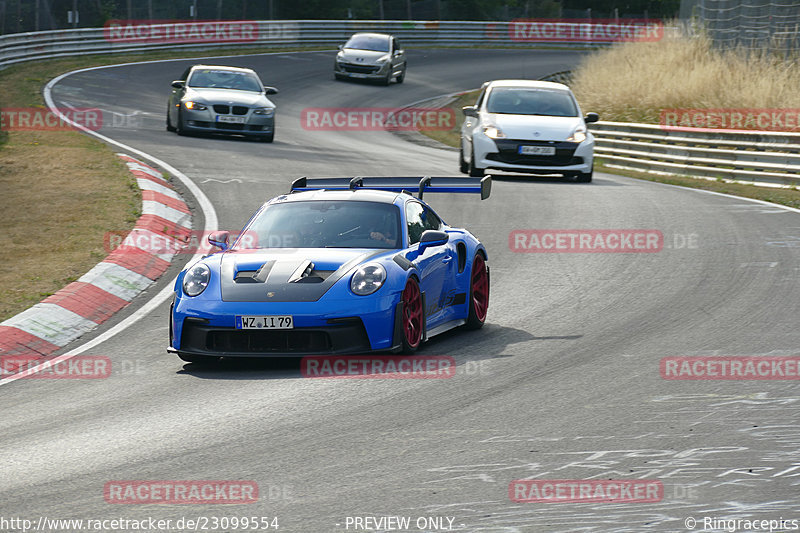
(402, 278), (423, 349)
(470, 255), (489, 323)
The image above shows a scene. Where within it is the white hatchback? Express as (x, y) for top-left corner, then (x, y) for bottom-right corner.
(460, 80), (598, 182)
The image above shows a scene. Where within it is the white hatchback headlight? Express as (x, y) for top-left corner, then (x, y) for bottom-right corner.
(483, 125), (506, 139)
(376, 54), (391, 63)
(183, 264), (210, 297)
(567, 128), (587, 143)
(350, 264), (386, 296)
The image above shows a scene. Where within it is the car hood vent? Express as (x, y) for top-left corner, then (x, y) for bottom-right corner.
(220, 249), (381, 302)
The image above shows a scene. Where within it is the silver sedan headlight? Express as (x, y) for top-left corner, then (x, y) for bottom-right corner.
(183, 264), (210, 297)
(350, 264), (386, 296)
(184, 101), (207, 111)
(253, 107), (275, 117)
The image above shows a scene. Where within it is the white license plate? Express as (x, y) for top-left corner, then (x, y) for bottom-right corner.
(350, 73), (368, 78)
(236, 315), (294, 329)
(217, 115), (247, 124)
(519, 145), (556, 156)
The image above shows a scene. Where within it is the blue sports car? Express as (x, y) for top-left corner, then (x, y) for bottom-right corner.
(168, 176), (491, 363)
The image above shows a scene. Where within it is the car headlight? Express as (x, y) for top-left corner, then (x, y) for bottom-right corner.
(483, 125), (506, 139)
(183, 263), (210, 297)
(350, 263), (386, 296)
(376, 54), (390, 63)
(253, 107), (274, 117)
(184, 101), (207, 111)
(567, 128), (587, 143)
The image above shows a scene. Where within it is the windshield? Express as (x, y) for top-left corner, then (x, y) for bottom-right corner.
(187, 69), (263, 92)
(343, 34), (390, 52)
(486, 88), (578, 117)
(236, 200), (402, 249)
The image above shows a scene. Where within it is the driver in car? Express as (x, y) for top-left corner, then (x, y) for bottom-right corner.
(369, 213), (398, 246)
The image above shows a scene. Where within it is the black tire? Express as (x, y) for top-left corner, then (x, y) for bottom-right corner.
(575, 163), (593, 183)
(334, 73), (346, 81)
(382, 70), (392, 86)
(465, 253), (489, 330)
(459, 145), (469, 174)
(166, 107), (176, 132)
(396, 65), (406, 83)
(468, 147), (484, 177)
(260, 132), (274, 143)
(176, 109), (187, 136)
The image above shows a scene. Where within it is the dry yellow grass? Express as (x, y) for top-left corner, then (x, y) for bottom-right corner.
(0, 131), (140, 321)
(0, 47), (329, 322)
(570, 32), (800, 124)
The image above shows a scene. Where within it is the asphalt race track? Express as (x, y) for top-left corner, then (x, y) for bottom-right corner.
(2, 49), (800, 532)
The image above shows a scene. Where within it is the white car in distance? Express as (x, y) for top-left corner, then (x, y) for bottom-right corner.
(460, 80), (599, 182)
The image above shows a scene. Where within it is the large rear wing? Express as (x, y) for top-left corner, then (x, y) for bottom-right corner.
(289, 176), (491, 200)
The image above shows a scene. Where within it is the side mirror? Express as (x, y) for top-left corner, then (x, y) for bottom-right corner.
(208, 230), (230, 251)
(395, 49), (404, 56)
(418, 230), (449, 254)
(171, 80), (185, 89)
(264, 86), (279, 95)
(338, 44), (343, 51)
(584, 112), (599, 124)
(462, 105), (478, 118)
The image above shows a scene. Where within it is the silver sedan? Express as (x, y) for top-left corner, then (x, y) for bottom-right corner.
(167, 64), (278, 142)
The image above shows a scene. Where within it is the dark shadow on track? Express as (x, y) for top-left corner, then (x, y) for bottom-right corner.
(174, 323), (582, 380)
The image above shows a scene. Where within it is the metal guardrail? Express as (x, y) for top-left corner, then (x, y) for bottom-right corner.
(0, 20), (612, 69)
(589, 121), (800, 187)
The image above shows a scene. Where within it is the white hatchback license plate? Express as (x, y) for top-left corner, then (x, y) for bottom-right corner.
(217, 115), (246, 124)
(350, 73), (368, 78)
(236, 315), (294, 329)
(519, 145), (556, 155)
